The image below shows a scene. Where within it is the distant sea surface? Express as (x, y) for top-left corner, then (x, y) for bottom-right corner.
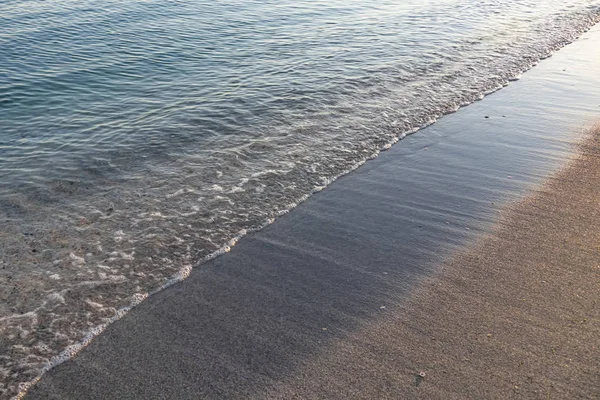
(1, 0), (599, 397)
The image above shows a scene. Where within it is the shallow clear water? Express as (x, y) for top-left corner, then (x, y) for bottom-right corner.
(1, 0), (599, 396)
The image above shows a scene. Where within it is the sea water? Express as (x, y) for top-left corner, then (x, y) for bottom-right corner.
(1, 0), (599, 397)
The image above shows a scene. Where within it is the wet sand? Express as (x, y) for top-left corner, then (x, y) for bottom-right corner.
(24, 23), (600, 400)
(263, 124), (600, 399)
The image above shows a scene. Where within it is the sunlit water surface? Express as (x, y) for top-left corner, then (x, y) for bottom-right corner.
(1, 0), (599, 396)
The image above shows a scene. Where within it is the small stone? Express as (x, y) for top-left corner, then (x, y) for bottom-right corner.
(415, 371), (426, 387)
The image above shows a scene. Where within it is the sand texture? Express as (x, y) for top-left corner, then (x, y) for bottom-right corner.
(264, 126), (600, 399)
(24, 26), (600, 400)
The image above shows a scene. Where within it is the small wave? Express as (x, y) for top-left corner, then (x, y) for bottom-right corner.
(3, 3), (599, 398)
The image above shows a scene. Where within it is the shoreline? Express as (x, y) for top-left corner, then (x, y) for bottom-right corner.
(5, 14), (599, 400)
(262, 124), (600, 399)
(23, 22), (600, 400)
(9, 17), (600, 400)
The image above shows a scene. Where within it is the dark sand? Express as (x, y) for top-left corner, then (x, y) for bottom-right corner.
(263, 125), (600, 399)
(24, 24), (600, 400)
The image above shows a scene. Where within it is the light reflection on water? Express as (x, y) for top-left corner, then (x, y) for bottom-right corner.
(0, 0), (599, 396)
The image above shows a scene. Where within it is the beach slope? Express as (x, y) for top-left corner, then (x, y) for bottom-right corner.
(24, 25), (600, 400)
(265, 126), (600, 399)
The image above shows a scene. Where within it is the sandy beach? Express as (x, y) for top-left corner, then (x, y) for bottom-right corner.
(23, 19), (600, 400)
(262, 124), (600, 399)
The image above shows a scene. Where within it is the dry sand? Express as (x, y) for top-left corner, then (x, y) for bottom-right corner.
(263, 125), (600, 399)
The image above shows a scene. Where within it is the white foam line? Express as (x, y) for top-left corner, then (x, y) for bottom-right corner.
(14, 14), (600, 400)
(14, 293), (148, 399)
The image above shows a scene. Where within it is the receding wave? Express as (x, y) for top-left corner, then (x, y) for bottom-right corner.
(1, 1), (599, 397)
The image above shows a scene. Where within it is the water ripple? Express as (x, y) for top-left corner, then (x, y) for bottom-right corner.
(1, 0), (600, 397)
